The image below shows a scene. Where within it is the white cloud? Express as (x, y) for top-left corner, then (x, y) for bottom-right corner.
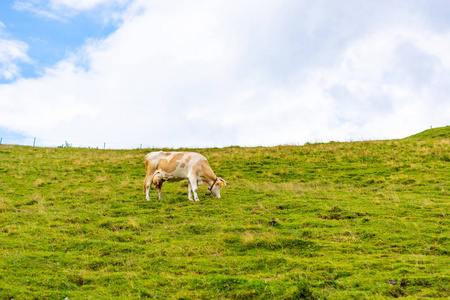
(13, 0), (130, 22)
(1, 0), (450, 148)
(320, 26), (450, 139)
(0, 23), (31, 80)
(13, 1), (64, 21)
(49, 0), (129, 11)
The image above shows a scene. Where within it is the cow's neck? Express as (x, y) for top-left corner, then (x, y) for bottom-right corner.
(202, 169), (217, 187)
(208, 177), (219, 191)
(205, 174), (217, 186)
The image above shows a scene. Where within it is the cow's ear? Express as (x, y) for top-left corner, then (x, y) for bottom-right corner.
(219, 178), (228, 186)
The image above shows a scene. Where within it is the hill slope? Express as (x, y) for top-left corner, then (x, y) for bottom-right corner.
(408, 125), (450, 140)
(0, 128), (449, 299)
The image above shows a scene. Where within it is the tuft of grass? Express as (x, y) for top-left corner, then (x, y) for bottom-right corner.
(292, 276), (321, 300)
(0, 126), (449, 299)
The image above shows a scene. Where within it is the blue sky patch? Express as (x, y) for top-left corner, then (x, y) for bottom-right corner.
(0, 1), (124, 82)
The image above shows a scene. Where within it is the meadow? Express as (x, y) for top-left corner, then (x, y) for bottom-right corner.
(0, 126), (449, 299)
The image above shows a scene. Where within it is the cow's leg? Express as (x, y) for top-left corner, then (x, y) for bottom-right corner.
(188, 177), (200, 201)
(188, 182), (194, 201)
(155, 181), (163, 200)
(144, 180), (151, 201)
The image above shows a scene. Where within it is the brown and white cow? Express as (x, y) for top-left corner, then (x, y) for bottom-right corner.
(144, 151), (227, 201)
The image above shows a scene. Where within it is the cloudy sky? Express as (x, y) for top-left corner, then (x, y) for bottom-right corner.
(0, 0), (449, 148)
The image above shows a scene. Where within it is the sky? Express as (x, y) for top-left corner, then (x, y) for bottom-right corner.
(0, 0), (449, 148)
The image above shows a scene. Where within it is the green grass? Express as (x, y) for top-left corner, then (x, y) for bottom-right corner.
(0, 127), (449, 299)
(409, 125), (450, 140)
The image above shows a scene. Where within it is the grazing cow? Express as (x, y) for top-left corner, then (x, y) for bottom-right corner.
(144, 151), (227, 201)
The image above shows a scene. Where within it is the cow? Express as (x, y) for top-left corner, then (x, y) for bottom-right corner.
(144, 151), (227, 201)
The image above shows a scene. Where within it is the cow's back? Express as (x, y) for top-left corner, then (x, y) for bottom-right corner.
(145, 151), (168, 166)
(146, 151), (211, 178)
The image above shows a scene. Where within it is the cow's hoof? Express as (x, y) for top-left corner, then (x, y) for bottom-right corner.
(188, 198), (194, 201)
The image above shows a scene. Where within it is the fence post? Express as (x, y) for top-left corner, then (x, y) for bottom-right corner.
(104, 142), (106, 150)
(33, 137), (36, 147)
(0, 137), (2, 145)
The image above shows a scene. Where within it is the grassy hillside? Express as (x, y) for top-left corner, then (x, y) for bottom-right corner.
(408, 126), (450, 140)
(0, 127), (449, 299)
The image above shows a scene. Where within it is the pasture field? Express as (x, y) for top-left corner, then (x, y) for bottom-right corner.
(0, 127), (449, 299)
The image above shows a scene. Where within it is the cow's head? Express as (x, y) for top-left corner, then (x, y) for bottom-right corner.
(206, 177), (228, 198)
